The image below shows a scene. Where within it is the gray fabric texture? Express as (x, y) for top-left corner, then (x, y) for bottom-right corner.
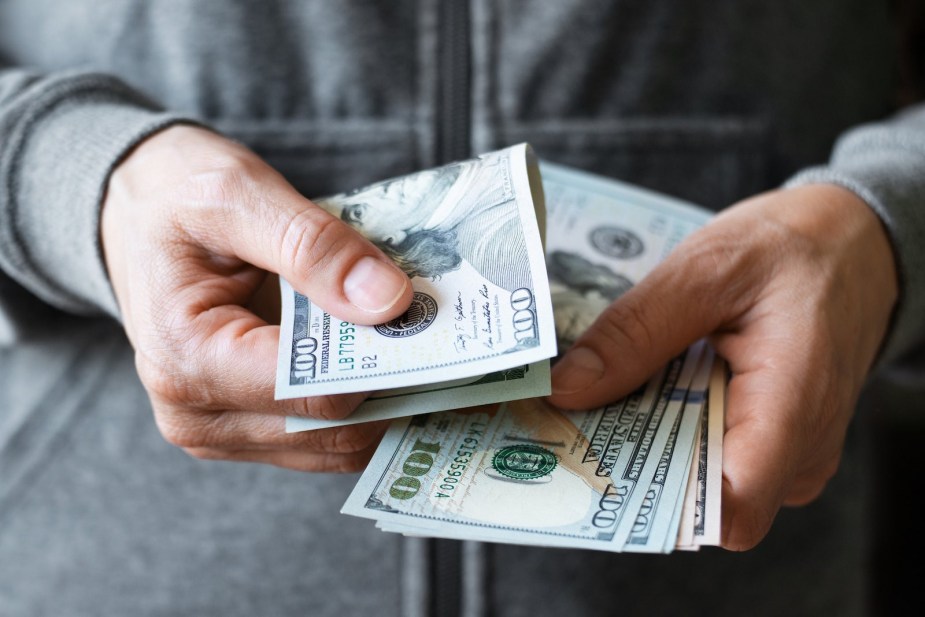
(787, 106), (925, 366)
(0, 1), (920, 616)
(0, 70), (195, 318)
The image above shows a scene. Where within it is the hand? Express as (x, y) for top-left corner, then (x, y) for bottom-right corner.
(548, 184), (898, 550)
(102, 126), (413, 472)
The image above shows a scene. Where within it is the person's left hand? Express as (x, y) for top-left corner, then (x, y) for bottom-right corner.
(548, 184), (898, 550)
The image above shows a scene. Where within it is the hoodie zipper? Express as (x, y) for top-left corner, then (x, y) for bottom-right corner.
(435, 0), (472, 164)
(429, 2), (471, 617)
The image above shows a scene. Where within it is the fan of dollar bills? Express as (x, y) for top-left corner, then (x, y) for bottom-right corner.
(275, 144), (727, 553)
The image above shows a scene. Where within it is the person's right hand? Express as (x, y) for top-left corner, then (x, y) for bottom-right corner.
(101, 125), (413, 472)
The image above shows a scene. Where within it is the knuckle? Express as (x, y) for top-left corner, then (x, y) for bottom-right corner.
(183, 447), (226, 462)
(172, 159), (260, 241)
(279, 210), (354, 278)
(155, 413), (198, 449)
(153, 407), (219, 450)
(685, 241), (731, 290)
(673, 227), (761, 311)
(135, 341), (215, 409)
(290, 453), (354, 474)
(136, 352), (188, 405)
(177, 165), (250, 222)
(334, 452), (371, 473)
(595, 297), (658, 356)
(304, 395), (359, 421)
(787, 457), (841, 506)
(317, 424), (380, 454)
(182, 154), (255, 203)
(819, 456), (841, 483)
(786, 482), (827, 507)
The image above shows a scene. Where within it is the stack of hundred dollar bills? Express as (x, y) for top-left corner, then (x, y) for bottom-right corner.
(276, 144), (727, 552)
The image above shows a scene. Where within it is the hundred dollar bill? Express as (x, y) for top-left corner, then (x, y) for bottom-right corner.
(276, 144), (557, 401)
(666, 444), (698, 552)
(539, 163), (721, 551)
(695, 358), (726, 546)
(541, 161), (711, 350)
(622, 346), (713, 552)
(676, 356), (726, 550)
(604, 341), (705, 548)
(344, 163), (731, 553)
(343, 339), (707, 552)
(286, 361), (550, 432)
(372, 356), (721, 551)
(676, 409), (704, 550)
(344, 399), (644, 551)
(371, 366), (682, 542)
(285, 158), (715, 431)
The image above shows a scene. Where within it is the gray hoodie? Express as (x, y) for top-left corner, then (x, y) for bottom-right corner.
(0, 1), (919, 615)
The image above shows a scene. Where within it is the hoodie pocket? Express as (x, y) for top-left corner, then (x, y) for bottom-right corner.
(500, 116), (771, 211)
(215, 119), (422, 200)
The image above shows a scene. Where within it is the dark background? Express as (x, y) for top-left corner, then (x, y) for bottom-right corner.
(867, 374), (924, 614)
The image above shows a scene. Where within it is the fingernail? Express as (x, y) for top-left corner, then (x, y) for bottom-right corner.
(551, 347), (604, 395)
(344, 256), (408, 314)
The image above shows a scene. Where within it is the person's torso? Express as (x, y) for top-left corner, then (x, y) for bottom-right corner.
(0, 2), (892, 615)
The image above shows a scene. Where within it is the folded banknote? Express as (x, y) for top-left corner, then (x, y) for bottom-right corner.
(342, 159), (727, 552)
(278, 144), (557, 431)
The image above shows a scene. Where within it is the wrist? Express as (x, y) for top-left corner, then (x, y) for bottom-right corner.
(778, 183), (899, 371)
(787, 183), (897, 305)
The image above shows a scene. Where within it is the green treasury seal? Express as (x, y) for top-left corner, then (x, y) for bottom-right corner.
(491, 444), (558, 480)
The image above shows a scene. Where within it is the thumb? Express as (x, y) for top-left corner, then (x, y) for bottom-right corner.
(198, 167), (413, 326)
(548, 237), (754, 409)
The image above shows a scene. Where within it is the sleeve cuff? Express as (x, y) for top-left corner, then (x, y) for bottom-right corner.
(785, 123), (925, 366)
(0, 72), (201, 320)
